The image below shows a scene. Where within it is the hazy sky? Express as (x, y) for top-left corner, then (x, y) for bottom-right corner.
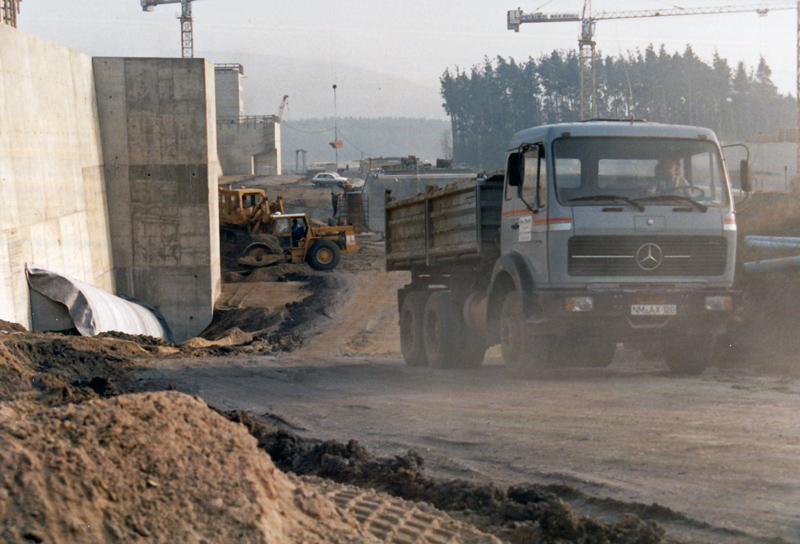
(17, 1), (798, 121)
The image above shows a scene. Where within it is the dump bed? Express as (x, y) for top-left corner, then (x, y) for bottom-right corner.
(385, 174), (503, 271)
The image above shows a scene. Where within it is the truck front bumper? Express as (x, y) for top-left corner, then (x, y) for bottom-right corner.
(529, 287), (742, 338)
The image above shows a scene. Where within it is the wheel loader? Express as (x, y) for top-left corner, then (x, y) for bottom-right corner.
(219, 186), (357, 271)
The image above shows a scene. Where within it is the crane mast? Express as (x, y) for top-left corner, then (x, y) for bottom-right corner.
(141, 0), (194, 58)
(1, 0), (21, 28)
(509, 1), (800, 182)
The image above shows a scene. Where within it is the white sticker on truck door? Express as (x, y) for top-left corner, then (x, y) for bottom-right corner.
(518, 215), (533, 242)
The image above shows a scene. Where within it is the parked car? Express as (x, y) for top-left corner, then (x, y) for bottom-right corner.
(311, 172), (349, 186)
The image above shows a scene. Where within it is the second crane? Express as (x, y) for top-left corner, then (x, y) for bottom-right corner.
(141, 0), (195, 59)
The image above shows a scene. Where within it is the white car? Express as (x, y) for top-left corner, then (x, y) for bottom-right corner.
(311, 172), (349, 186)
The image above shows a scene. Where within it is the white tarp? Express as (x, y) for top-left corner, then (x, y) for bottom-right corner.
(26, 265), (171, 341)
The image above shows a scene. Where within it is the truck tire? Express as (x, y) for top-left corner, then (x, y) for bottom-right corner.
(551, 337), (616, 368)
(422, 291), (462, 369)
(500, 291), (549, 377)
(306, 239), (340, 271)
(661, 334), (714, 375)
(399, 291), (429, 367)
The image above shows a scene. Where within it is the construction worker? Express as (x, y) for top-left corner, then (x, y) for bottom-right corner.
(291, 218), (305, 247)
(331, 183), (342, 217)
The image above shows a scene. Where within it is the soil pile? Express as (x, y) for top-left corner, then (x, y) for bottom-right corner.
(0, 332), (148, 404)
(0, 391), (379, 544)
(224, 410), (667, 544)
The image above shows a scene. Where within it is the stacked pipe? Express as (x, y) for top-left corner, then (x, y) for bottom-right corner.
(743, 236), (800, 273)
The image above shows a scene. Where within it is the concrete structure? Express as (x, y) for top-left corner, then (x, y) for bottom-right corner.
(217, 118), (281, 176)
(214, 63), (243, 119)
(361, 172), (478, 233)
(93, 57), (221, 342)
(214, 63), (281, 176)
(0, 24), (114, 329)
(0, 24), (221, 341)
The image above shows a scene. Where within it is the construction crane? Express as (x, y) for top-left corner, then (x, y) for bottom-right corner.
(276, 95), (289, 122)
(508, 1), (800, 179)
(141, 0), (194, 58)
(1, 0), (21, 27)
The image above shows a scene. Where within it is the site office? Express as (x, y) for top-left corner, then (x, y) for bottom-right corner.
(390, 120), (748, 375)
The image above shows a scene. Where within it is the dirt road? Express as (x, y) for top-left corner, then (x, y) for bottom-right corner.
(136, 269), (800, 544)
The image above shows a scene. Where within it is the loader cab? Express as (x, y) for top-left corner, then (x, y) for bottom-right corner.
(272, 214), (309, 250)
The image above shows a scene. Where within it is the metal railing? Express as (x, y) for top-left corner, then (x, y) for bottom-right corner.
(217, 115), (279, 125)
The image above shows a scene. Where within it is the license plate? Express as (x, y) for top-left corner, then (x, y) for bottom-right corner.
(631, 304), (676, 316)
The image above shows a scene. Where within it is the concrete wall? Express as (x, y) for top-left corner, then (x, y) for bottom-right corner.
(217, 120), (281, 176)
(214, 65), (243, 119)
(93, 57), (221, 342)
(0, 25), (114, 329)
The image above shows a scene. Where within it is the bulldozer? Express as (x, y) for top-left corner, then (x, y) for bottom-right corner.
(218, 186), (357, 271)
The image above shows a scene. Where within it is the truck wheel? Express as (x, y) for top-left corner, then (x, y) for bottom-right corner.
(399, 291), (429, 367)
(422, 291), (462, 369)
(306, 239), (340, 271)
(661, 334), (714, 375)
(551, 337), (616, 368)
(500, 292), (549, 377)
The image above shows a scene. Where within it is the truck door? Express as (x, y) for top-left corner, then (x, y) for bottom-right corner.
(502, 145), (548, 283)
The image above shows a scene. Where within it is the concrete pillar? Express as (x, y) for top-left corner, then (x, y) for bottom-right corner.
(214, 64), (243, 120)
(93, 57), (221, 342)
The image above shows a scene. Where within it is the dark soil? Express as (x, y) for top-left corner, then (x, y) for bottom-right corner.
(221, 409), (670, 544)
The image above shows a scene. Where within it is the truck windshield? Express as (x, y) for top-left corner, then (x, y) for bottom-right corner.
(553, 137), (729, 208)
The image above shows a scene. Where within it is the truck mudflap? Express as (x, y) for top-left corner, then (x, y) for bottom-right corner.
(526, 288), (742, 337)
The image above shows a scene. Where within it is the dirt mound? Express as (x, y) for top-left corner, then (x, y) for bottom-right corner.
(0, 391), (379, 544)
(224, 410), (667, 544)
(0, 333), (143, 403)
(0, 319), (26, 332)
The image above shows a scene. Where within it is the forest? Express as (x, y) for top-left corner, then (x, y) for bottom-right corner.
(440, 45), (796, 170)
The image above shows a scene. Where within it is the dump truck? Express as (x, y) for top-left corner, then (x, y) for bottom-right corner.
(386, 120), (750, 374)
(219, 186), (357, 271)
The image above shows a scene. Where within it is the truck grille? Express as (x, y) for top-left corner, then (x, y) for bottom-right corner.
(568, 236), (727, 277)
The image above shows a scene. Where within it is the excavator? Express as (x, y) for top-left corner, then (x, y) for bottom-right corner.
(219, 186), (357, 271)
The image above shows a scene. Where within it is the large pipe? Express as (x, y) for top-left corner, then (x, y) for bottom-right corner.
(744, 235), (800, 249)
(744, 255), (800, 273)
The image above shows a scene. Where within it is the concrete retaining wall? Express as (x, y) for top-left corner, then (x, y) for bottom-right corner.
(0, 25), (114, 329)
(93, 57), (221, 343)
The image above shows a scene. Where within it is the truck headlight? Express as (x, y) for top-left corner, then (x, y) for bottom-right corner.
(705, 296), (733, 311)
(565, 296), (594, 312)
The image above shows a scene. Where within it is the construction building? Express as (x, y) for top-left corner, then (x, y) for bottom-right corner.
(214, 64), (282, 176)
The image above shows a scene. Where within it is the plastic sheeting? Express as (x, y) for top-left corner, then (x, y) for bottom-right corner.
(26, 265), (173, 341)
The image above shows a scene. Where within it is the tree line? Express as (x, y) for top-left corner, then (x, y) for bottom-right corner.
(440, 45), (796, 170)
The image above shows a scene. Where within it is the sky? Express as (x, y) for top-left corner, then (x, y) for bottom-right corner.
(16, 0), (799, 121)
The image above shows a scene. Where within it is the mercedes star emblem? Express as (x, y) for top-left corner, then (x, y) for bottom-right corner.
(636, 243), (663, 271)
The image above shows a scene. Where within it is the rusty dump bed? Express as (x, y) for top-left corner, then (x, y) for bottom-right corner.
(385, 175), (504, 271)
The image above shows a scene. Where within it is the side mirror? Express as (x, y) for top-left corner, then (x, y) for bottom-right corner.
(507, 152), (524, 187)
(739, 159), (751, 193)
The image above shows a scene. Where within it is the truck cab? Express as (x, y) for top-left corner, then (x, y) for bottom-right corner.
(495, 120), (744, 372)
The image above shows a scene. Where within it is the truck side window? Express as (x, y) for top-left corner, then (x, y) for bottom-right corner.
(505, 152), (523, 200)
(520, 146), (546, 208)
